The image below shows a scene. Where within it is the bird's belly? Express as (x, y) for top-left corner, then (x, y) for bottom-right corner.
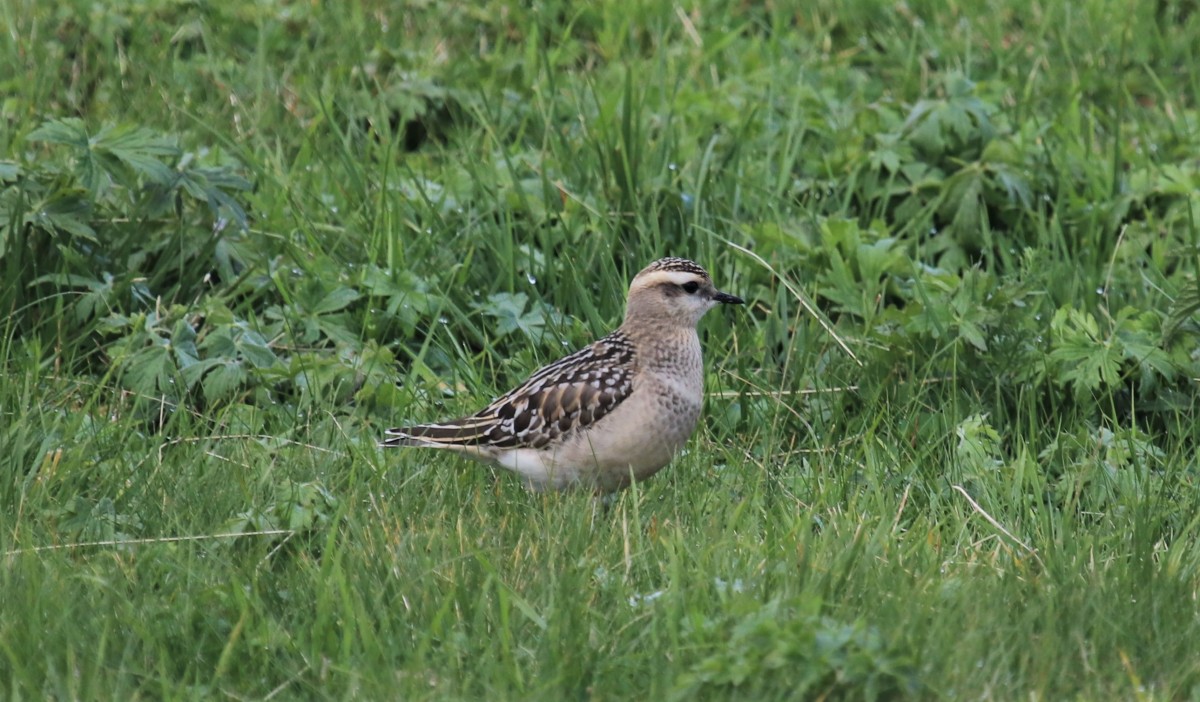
(553, 386), (702, 491)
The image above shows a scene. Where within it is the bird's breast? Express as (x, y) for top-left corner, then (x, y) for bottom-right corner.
(524, 333), (708, 491)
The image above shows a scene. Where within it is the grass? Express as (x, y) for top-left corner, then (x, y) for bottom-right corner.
(3, 0), (1200, 698)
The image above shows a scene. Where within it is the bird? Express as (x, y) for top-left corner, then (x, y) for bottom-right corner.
(380, 257), (743, 492)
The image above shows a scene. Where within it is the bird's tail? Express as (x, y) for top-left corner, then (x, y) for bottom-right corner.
(379, 418), (495, 448)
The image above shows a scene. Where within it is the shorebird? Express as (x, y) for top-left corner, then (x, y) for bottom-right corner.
(381, 257), (742, 492)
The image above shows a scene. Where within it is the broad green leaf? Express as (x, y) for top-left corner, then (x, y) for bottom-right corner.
(180, 357), (223, 389)
(313, 287), (361, 315)
(317, 315), (361, 346)
(123, 343), (175, 396)
(201, 360), (247, 401)
(199, 326), (238, 358)
(175, 164), (251, 230)
(91, 123), (178, 185)
(28, 118), (89, 148)
(479, 291), (562, 339)
(172, 318), (200, 368)
(956, 413), (1003, 471)
(27, 190), (97, 241)
(1163, 276), (1200, 344)
(237, 328), (280, 368)
(958, 320), (988, 352)
(1050, 339), (1122, 395)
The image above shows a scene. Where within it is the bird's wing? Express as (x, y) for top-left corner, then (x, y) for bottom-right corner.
(382, 331), (637, 450)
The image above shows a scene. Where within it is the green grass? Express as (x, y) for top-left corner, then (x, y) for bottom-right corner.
(3, 0), (1200, 698)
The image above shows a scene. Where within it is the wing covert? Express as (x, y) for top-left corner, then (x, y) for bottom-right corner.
(474, 331), (637, 448)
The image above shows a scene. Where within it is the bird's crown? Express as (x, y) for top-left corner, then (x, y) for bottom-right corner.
(636, 257), (711, 280)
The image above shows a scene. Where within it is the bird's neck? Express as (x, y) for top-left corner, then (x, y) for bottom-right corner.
(620, 323), (702, 372)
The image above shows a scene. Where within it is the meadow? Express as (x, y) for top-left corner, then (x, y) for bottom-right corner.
(2, 0), (1199, 698)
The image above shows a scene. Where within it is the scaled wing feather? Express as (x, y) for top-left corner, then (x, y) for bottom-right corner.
(383, 331), (637, 450)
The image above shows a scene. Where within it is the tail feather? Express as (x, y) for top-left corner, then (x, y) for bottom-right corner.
(380, 419), (493, 448)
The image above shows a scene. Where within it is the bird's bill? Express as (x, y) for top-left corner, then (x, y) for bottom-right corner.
(712, 290), (744, 305)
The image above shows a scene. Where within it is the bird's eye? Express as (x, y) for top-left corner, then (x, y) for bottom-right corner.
(680, 281), (700, 294)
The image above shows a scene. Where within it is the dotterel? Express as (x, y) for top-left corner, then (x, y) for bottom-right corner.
(381, 257), (743, 492)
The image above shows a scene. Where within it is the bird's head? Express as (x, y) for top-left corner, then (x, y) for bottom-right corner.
(624, 257), (743, 328)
